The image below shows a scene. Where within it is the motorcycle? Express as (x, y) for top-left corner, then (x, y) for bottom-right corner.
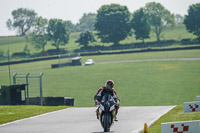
(97, 93), (116, 132)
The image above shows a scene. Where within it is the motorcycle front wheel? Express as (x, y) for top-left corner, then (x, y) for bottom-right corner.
(103, 113), (111, 132)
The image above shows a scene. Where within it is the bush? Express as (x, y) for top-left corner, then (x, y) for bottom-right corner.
(0, 50), (3, 58)
(181, 38), (192, 44)
(12, 52), (27, 57)
(192, 38), (200, 44)
(46, 48), (67, 55)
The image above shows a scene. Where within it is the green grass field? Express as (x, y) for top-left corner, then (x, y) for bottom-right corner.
(0, 106), (70, 124)
(0, 49), (200, 107)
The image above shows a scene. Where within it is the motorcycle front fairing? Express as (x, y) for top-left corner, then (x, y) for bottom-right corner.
(99, 93), (116, 113)
(98, 93), (116, 131)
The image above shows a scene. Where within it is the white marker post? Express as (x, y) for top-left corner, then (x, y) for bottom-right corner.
(161, 120), (200, 133)
(197, 96), (200, 101)
(184, 101), (200, 113)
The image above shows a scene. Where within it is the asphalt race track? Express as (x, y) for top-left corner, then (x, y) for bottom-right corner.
(0, 106), (175, 133)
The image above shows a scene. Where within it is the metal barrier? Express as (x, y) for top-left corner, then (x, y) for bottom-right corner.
(13, 73), (44, 106)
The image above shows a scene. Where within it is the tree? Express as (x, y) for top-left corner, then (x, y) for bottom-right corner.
(76, 31), (96, 47)
(76, 13), (96, 31)
(144, 2), (175, 42)
(29, 17), (48, 54)
(95, 4), (131, 45)
(47, 19), (70, 50)
(6, 8), (37, 36)
(131, 8), (151, 42)
(184, 3), (200, 40)
(175, 14), (184, 24)
(65, 20), (76, 32)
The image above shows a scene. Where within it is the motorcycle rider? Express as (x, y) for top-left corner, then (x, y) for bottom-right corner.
(94, 80), (120, 121)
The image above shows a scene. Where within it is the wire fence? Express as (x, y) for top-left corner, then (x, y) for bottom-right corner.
(13, 73), (44, 105)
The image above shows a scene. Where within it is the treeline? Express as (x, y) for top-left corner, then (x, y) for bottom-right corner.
(6, 2), (200, 55)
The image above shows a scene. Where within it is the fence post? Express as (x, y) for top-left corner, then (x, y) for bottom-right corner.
(40, 72), (44, 106)
(26, 73), (30, 105)
(13, 73), (17, 85)
(58, 55), (61, 67)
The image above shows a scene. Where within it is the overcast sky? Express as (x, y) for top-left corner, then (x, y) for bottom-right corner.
(0, 0), (199, 36)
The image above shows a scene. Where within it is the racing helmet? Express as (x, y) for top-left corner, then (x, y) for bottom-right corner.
(105, 80), (114, 91)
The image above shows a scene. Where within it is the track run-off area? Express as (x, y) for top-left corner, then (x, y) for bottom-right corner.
(0, 106), (175, 133)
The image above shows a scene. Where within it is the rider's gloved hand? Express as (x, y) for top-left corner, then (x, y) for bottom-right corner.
(95, 100), (100, 105)
(115, 101), (120, 106)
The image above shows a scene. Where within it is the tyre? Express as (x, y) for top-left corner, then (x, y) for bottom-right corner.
(103, 113), (110, 132)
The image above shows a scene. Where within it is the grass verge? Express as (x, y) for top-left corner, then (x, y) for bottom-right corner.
(0, 105), (70, 125)
(140, 104), (200, 133)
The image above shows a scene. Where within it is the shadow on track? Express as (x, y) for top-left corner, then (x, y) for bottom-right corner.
(92, 131), (114, 133)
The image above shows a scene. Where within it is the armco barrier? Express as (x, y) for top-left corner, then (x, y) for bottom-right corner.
(161, 120), (200, 133)
(28, 97), (74, 106)
(197, 96), (200, 101)
(184, 101), (200, 113)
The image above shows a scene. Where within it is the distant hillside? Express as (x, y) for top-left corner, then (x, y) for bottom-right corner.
(0, 24), (198, 60)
